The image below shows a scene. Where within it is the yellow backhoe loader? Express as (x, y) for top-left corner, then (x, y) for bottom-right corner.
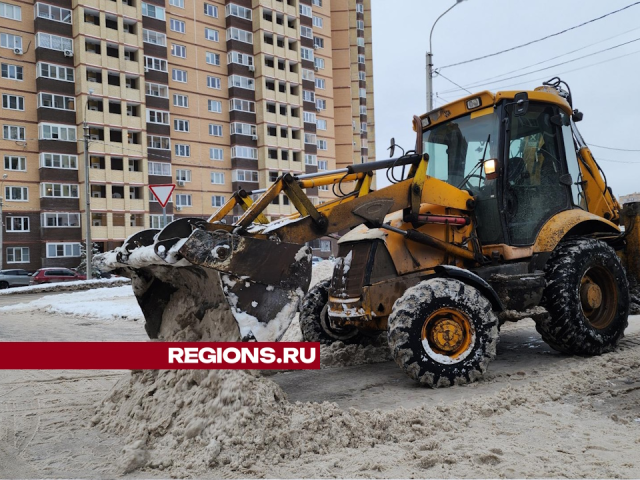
(95, 78), (640, 387)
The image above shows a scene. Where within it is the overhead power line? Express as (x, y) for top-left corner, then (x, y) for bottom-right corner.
(439, 26), (640, 91)
(436, 48), (640, 95)
(594, 157), (640, 164)
(439, 2), (640, 70)
(589, 144), (640, 152)
(439, 36), (640, 94)
(435, 72), (472, 95)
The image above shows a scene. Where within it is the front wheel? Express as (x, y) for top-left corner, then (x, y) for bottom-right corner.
(0, 281), (9, 290)
(388, 278), (499, 388)
(538, 238), (629, 355)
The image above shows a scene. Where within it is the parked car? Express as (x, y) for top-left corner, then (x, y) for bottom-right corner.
(0, 269), (32, 289)
(30, 268), (86, 285)
(312, 256), (323, 265)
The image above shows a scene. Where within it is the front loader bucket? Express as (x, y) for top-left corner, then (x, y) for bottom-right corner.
(94, 220), (312, 342)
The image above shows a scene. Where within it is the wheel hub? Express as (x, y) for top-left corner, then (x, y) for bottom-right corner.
(422, 308), (473, 359)
(429, 318), (465, 353)
(580, 281), (603, 310)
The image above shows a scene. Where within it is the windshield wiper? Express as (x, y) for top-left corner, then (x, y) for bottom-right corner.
(457, 134), (490, 190)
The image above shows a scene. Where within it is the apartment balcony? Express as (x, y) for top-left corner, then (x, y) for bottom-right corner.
(122, 3), (137, 19)
(261, 63), (276, 79)
(123, 32), (138, 47)
(85, 109), (105, 124)
(128, 199), (145, 211)
(85, 51), (102, 67)
(112, 226), (127, 239)
(89, 168), (107, 183)
(124, 59), (140, 74)
(123, 86), (142, 103)
(285, 48), (299, 63)
(111, 198), (125, 211)
(274, 45), (286, 59)
(90, 197), (108, 210)
(90, 225), (109, 239)
(84, 79), (103, 96)
(105, 29), (119, 44)
(107, 84), (122, 98)
(275, 90), (288, 104)
(84, 23), (101, 39)
(124, 114), (143, 130)
(105, 56), (120, 71)
(125, 171), (145, 185)
(285, 70), (300, 84)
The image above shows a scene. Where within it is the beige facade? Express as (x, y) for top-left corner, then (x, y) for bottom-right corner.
(0, 0), (374, 270)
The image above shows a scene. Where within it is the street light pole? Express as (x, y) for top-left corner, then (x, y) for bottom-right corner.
(426, 0), (465, 112)
(0, 174), (7, 270)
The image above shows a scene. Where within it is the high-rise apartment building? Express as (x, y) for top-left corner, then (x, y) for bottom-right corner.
(0, 0), (374, 271)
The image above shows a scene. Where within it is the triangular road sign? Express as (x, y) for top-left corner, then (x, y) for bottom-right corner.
(149, 184), (175, 208)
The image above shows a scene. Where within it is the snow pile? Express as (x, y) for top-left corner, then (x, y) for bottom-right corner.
(320, 336), (391, 368)
(0, 285), (142, 321)
(0, 277), (130, 296)
(95, 348), (640, 476)
(310, 260), (333, 288)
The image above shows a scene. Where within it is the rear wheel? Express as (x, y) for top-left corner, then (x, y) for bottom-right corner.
(0, 281), (9, 290)
(388, 278), (499, 387)
(538, 238), (629, 355)
(299, 280), (367, 345)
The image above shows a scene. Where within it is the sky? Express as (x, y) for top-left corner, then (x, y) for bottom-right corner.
(370, 0), (640, 196)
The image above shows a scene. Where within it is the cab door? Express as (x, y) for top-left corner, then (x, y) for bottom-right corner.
(504, 102), (572, 246)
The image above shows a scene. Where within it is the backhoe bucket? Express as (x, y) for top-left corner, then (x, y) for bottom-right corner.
(94, 219), (312, 342)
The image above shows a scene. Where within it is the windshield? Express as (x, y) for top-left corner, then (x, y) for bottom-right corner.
(422, 110), (500, 195)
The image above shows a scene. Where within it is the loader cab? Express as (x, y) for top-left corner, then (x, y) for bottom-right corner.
(421, 94), (584, 248)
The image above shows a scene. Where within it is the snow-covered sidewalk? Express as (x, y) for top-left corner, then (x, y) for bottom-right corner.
(0, 285), (142, 321)
(0, 277), (130, 296)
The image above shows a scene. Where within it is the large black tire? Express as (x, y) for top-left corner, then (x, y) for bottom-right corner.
(299, 280), (369, 345)
(388, 278), (499, 387)
(538, 238), (629, 355)
(0, 281), (9, 290)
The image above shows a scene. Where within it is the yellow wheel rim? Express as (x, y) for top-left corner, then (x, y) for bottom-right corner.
(421, 307), (474, 361)
(580, 266), (617, 330)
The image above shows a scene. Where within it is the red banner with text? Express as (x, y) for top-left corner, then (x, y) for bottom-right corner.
(0, 342), (320, 370)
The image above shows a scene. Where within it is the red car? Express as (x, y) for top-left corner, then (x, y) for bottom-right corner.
(30, 268), (87, 285)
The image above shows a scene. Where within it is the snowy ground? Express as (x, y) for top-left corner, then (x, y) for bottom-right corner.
(1, 277), (640, 478)
(0, 277), (130, 296)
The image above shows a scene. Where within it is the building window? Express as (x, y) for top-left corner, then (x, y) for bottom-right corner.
(1, 63), (22, 80)
(171, 43), (186, 58)
(144, 56), (167, 72)
(36, 32), (72, 52)
(211, 171), (225, 184)
(142, 2), (165, 20)
(312, 16), (323, 28)
(150, 215), (173, 229)
(174, 144), (190, 157)
(231, 146), (258, 159)
(204, 28), (219, 42)
(360, 105), (367, 115)
(226, 27), (252, 44)
(172, 68), (188, 82)
(148, 135), (170, 150)
(212, 195), (225, 207)
(143, 29), (166, 46)
(316, 99), (326, 110)
(225, 3), (251, 20)
(359, 88), (367, 98)
(38, 93), (75, 111)
(46, 242), (81, 258)
(304, 132), (317, 144)
(300, 47), (314, 61)
(176, 169), (191, 182)
(300, 26), (313, 39)
(3, 124), (25, 140)
(304, 154), (317, 166)
(170, 18), (185, 33)
(175, 194), (191, 207)
(356, 3), (364, 13)
(302, 68), (315, 82)
(173, 94), (188, 107)
(5, 186), (28, 201)
(148, 161), (171, 176)
(204, 3), (218, 17)
(314, 57), (325, 69)
(233, 169), (259, 182)
(206, 52), (220, 65)
(6, 247), (29, 263)
(303, 90), (315, 102)
(208, 99), (222, 113)
(2, 94), (24, 111)
(146, 82), (169, 98)
(303, 111), (317, 124)
(315, 78), (325, 89)
(5, 217), (29, 232)
(169, 0), (184, 8)
(229, 98), (255, 113)
(358, 54), (365, 64)
(207, 76), (221, 89)
(318, 160), (328, 171)
(320, 240), (331, 252)
(0, 1), (21, 20)
(317, 119), (327, 130)
(41, 212), (80, 228)
(230, 122), (256, 136)
(227, 51), (253, 67)
(4, 155), (26, 171)
(359, 71), (366, 81)
(37, 62), (74, 82)
(312, 0), (322, 6)
(1, 33), (22, 50)
(357, 37), (365, 47)
(40, 153), (78, 169)
(317, 139), (328, 150)
(147, 109), (170, 124)
(357, 19), (364, 30)
(174, 119), (190, 132)
(40, 183), (79, 198)
(210, 148), (224, 161)
(36, 3), (70, 23)
(299, 4), (312, 17)
(209, 124), (223, 137)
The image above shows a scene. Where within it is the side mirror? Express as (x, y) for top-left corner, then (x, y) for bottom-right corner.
(572, 109), (584, 122)
(388, 137), (396, 158)
(514, 92), (529, 116)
